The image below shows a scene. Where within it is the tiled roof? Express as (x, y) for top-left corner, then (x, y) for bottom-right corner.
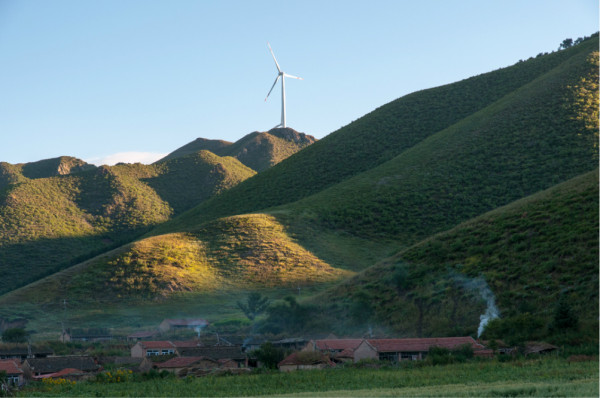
(24, 356), (98, 373)
(278, 352), (334, 367)
(367, 337), (484, 352)
(0, 346), (53, 356)
(0, 359), (23, 375)
(35, 368), (85, 379)
(140, 341), (176, 349)
(156, 356), (215, 368)
(332, 348), (354, 358)
(313, 339), (363, 351)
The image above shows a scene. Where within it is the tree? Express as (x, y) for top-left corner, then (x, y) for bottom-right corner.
(559, 38), (573, 50)
(550, 295), (578, 332)
(252, 342), (286, 369)
(1, 328), (27, 343)
(237, 292), (270, 321)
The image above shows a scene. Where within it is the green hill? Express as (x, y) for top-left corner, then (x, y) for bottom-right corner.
(315, 169), (598, 342)
(280, 40), (598, 243)
(159, 127), (316, 172)
(0, 152), (255, 295)
(156, 39), (597, 234)
(3, 214), (353, 307)
(0, 156), (95, 191)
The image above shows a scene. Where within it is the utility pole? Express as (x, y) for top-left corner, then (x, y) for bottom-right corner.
(61, 299), (67, 342)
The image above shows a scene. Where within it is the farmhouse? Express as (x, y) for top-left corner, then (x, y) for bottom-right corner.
(278, 352), (335, 372)
(155, 356), (219, 376)
(0, 345), (53, 360)
(178, 345), (247, 367)
(303, 337), (486, 363)
(21, 356), (99, 378)
(158, 318), (209, 333)
(131, 341), (176, 358)
(127, 330), (158, 342)
(303, 339), (364, 355)
(0, 359), (24, 385)
(62, 328), (112, 342)
(355, 337), (486, 362)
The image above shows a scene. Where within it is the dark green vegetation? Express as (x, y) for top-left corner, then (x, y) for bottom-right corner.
(18, 358), (599, 397)
(0, 36), (597, 346)
(318, 170), (598, 342)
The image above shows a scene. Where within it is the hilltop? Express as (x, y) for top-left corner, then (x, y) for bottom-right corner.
(159, 127), (316, 172)
(0, 156), (96, 190)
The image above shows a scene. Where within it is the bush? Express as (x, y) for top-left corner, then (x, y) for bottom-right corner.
(1, 328), (27, 343)
(252, 342), (287, 369)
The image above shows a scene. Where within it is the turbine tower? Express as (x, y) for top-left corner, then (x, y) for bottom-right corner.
(265, 42), (303, 128)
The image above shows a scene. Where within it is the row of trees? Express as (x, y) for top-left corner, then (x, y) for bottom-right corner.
(559, 32), (598, 50)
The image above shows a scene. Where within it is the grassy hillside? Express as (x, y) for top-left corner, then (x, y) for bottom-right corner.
(156, 39), (596, 234)
(0, 156), (95, 191)
(316, 169), (598, 341)
(159, 127), (316, 172)
(278, 42), (598, 245)
(0, 153), (255, 295)
(0, 214), (351, 331)
(157, 138), (233, 161)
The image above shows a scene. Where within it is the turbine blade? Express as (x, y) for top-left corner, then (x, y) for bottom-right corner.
(267, 42), (282, 73)
(284, 73), (303, 80)
(265, 75), (280, 101)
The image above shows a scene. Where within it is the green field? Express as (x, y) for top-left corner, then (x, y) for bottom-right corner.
(18, 358), (598, 397)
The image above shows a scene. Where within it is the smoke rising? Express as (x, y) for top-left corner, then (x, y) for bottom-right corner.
(453, 274), (500, 337)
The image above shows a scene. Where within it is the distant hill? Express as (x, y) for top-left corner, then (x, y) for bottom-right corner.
(159, 127), (316, 172)
(0, 152), (255, 294)
(315, 169), (598, 340)
(0, 156), (95, 191)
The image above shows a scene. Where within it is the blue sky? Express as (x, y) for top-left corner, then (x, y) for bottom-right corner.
(0, 0), (597, 165)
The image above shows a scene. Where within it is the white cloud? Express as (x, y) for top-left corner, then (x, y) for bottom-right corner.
(86, 151), (168, 166)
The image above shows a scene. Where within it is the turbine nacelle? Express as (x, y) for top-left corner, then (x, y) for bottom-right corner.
(264, 42), (303, 128)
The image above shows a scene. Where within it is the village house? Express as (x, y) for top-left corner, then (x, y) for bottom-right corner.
(0, 359), (24, 386)
(154, 356), (219, 376)
(303, 337), (487, 363)
(61, 328), (112, 343)
(178, 345), (247, 367)
(158, 319), (209, 334)
(21, 356), (100, 379)
(126, 330), (158, 342)
(131, 341), (177, 357)
(278, 352), (335, 372)
(32, 367), (91, 382)
(302, 338), (364, 362)
(355, 337), (486, 362)
(0, 345), (53, 360)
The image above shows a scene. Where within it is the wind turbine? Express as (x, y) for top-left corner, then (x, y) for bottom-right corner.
(264, 42), (303, 128)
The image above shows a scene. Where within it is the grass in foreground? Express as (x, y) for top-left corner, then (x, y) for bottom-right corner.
(18, 357), (598, 397)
